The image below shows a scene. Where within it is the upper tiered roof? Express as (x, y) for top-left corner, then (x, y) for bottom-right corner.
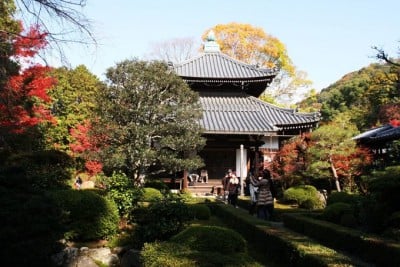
(173, 31), (276, 97)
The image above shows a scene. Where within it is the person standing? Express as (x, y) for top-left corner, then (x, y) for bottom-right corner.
(75, 175), (82, 190)
(253, 169), (274, 220)
(222, 170), (231, 203)
(227, 170), (240, 208)
(247, 172), (259, 215)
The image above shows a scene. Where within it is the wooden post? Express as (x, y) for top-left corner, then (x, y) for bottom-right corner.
(255, 148), (260, 177)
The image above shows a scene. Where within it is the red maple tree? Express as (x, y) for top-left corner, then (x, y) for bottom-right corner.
(70, 120), (104, 176)
(0, 23), (55, 134)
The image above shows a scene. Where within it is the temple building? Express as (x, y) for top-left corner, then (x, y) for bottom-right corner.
(172, 32), (320, 185)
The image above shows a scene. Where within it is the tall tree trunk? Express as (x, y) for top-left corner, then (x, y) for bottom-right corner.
(182, 169), (188, 190)
(330, 156), (341, 192)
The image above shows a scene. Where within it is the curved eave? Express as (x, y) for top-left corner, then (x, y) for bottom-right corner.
(180, 76), (275, 84)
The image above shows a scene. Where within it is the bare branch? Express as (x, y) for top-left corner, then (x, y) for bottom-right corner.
(14, 0), (96, 64)
(372, 45), (400, 67)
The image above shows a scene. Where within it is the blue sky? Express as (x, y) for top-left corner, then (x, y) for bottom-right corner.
(63, 0), (399, 94)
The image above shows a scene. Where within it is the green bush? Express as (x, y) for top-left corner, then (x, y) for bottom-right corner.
(190, 204), (211, 220)
(144, 179), (169, 191)
(49, 190), (119, 241)
(131, 197), (193, 247)
(141, 187), (163, 202)
(0, 187), (64, 266)
(141, 241), (260, 267)
(322, 202), (354, 224)
(141, 242), (195, 267)
(0, 150), (73, 192)
(367, 166), (400, 212)
(171, 225), (247, 254)
(327, 191), (361, 206)
(283, 185), (324, 209)
(97, 172), (143, 217)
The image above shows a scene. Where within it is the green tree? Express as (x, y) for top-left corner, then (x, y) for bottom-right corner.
(93, 59), (205, 184)
(202, 22), (312, 103)
(300, 62), (399, 129)
(304, 115), (372, 192)
(44, 65), (103, 153)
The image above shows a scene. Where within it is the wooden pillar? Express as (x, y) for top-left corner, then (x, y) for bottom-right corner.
(255, 148), (260, 177)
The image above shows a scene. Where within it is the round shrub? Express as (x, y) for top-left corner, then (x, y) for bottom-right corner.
(170, 225), (247, 254)
(367, 166), (400, 211)
(141, 242), (195, 267)
(322, 202), (354, 224)
(49, 190), (119, 241)
(144, 179), (169, 191)
(190, 204), (211, 220)
(132, 198), (193, 245)
(141, 240), (258, 267)
(283, 185), (324, 209)
(141, 187), (163, 202)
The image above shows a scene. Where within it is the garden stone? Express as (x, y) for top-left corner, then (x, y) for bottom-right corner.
(87, 247), (119, 267)
(81, 180), (95, 189)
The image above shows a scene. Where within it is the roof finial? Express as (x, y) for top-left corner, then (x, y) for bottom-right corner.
(204, 30), (220, 53)
(207, 30), (216, 42)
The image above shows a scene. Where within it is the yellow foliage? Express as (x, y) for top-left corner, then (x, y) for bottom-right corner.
(202, 22), (294, 75)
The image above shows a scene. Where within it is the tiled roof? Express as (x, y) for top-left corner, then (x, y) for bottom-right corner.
(199, 92), (320, 135)
(353, 124), (400, 143)
(173, 52), (276, 80)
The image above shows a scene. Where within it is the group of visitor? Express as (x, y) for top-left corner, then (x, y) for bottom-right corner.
(222, 168), (276, 220)
(188, 169), (209, 184)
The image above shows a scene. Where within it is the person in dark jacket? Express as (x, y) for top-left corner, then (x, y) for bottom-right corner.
(253, 169), (274, 220)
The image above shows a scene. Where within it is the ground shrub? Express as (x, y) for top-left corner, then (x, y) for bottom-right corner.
(322, 202), (354, 224)
(141, 187), (163, 202)
(283, 185), (324, 209)
(327, 191), (361, 206)
(190, 204), (211, 220)
(367, 166), (400, 212)
(141, 241), (260, 267)
(170, 225), (247, 254)
(97, 171), (143, 217)
(141, 242), (195, 267)
(0, 187), (64, 266)
(0, 150), (73, 191)
(144, 178), (169, 192)
(131, 197), (193, 247)
(49, 190), (119, 241)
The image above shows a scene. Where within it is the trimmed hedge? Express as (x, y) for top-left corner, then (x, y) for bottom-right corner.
(141, 241), (260, 267)
(210, 203), (358, 267)
(282, 213), (400, 267)
(189, 203), (211, 220)
(170, 225), (247, 254)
